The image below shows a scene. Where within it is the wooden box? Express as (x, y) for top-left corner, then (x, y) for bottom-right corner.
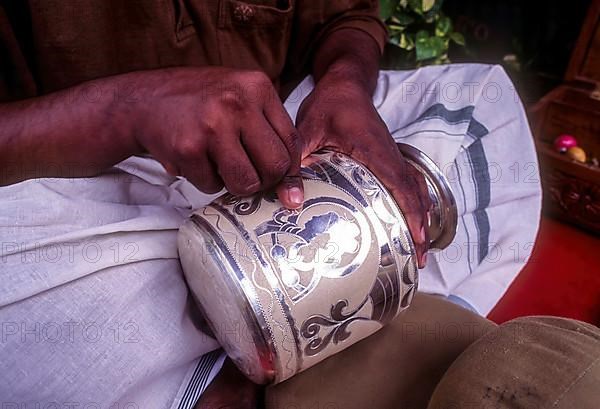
(530, 0), (600, 234)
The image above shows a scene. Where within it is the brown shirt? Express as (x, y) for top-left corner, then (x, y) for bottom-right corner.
(0, 0), (386, 101)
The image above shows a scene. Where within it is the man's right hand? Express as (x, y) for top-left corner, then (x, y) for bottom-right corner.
(127, 67), (304, 209)
(0, 67), (304, 209)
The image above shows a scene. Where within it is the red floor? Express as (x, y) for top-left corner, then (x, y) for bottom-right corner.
(488, 217), (600, 326)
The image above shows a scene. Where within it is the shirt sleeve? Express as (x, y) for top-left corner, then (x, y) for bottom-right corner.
(287, 0), (388, 75)
(0, 3), (36, 102)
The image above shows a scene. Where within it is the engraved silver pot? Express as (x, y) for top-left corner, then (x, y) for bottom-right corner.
(177, 143), (457, 384)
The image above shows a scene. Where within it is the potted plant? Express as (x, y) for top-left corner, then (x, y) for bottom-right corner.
(380, 0), (465, 69)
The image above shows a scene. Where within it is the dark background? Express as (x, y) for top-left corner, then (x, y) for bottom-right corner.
(443, 0), (592, 105)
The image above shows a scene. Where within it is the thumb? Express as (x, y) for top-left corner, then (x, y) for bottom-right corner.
(276, 134), (304, 209)
(263, 92), (305, 210)
(276, 173), (304, 210)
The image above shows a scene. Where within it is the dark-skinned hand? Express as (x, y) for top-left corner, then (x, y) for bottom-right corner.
(297, 74), (431, 267)
(131, 67), (304, 209)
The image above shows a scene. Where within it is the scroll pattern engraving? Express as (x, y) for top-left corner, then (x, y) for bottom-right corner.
(300, 299), (369, 357)
(297, 152), (418, 357)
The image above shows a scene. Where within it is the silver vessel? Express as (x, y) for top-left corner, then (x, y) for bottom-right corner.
(177, 144), (457, 384)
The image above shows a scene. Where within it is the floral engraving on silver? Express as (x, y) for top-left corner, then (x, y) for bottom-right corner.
(255, 196), (372, 303)
(178, 147), (456, 385)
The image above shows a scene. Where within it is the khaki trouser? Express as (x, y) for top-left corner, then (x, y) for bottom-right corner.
(264, 294), (600, 409)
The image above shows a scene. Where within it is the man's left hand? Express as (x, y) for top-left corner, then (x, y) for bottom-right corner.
(297, 74), (431, 268)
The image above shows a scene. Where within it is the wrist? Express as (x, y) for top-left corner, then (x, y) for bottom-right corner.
(107, 72), (153, 154)
(315, 66), (374, 103)
(317, 58), (376, 97)
(312, 29), (380, 94)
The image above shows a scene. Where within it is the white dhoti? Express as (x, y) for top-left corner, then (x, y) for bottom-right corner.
(0, 64), (541, 406)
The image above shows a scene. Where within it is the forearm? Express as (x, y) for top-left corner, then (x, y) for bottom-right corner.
(311, 28), (382, 94)
(0, 75), (140, 186)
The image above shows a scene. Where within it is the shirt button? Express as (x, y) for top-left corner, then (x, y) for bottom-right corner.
(233, 4), (255, 22)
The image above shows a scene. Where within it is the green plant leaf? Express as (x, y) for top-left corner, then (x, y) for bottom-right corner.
(380, 0), (400, 20)
(388, 24), (405, 32)
(416, 34), (446, 61)
(395, 12), (415, 25)
(422, 0), (435, 12)
(400, 33), (415, 50)
(450, 32), (465, 46)
(391, 33), (414, 50)
(380, 0), (463, 67)
(408, 0), (423, 14)
(435, 16), (452, 36)
(415, 30), (429, 42)
(424, 0), (444, 19)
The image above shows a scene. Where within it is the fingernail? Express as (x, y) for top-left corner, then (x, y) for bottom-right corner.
(420, 252), (428, 267)
(288, 187), (304, 208)
(420, 225), (427, 243)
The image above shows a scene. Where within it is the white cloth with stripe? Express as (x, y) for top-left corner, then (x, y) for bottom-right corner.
(0, 64), (541, 406)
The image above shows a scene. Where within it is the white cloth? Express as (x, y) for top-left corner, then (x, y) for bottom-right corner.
(0, 64), (541, 406)
(286, 64), (542, 315)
